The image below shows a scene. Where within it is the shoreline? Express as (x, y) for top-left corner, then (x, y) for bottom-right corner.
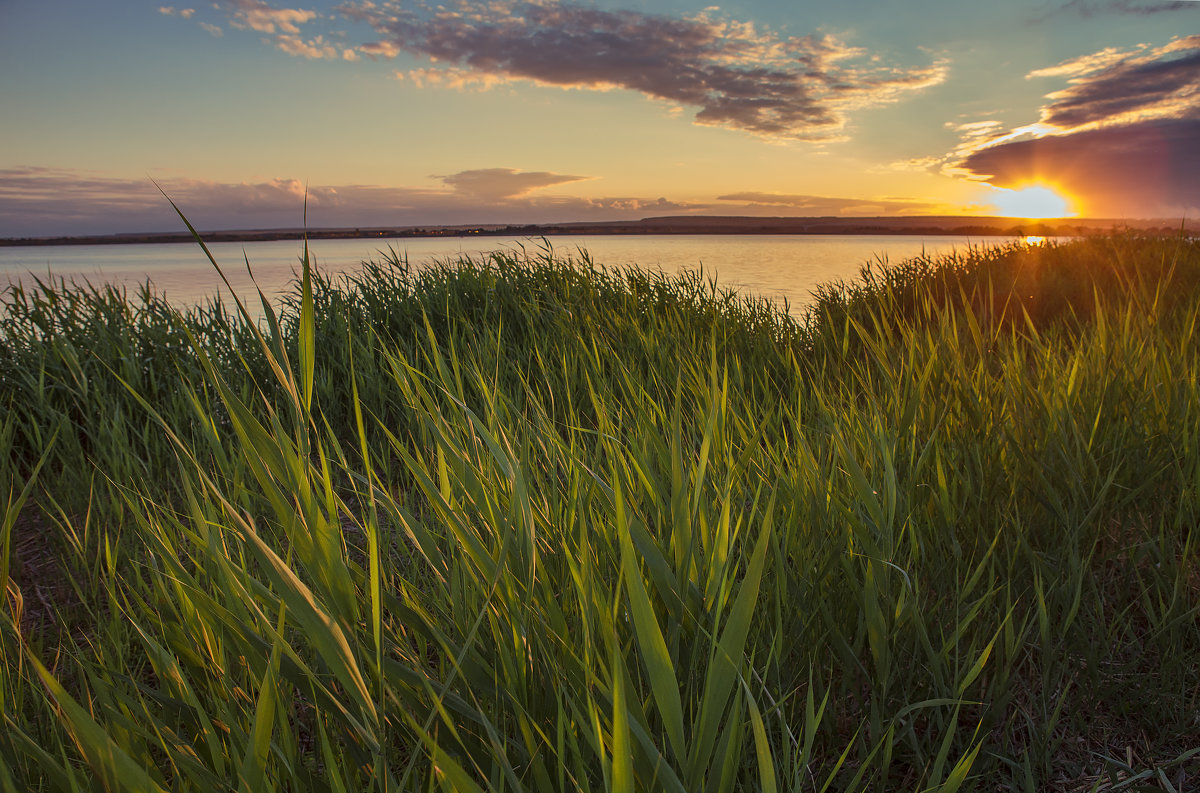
(3, 214), (1192, 247)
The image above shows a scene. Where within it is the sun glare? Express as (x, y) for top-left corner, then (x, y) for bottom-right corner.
(991, 185), (1076, 219)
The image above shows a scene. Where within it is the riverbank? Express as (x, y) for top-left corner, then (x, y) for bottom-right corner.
(3, 233), (1199, 791)
(3, 213), (1194, 247)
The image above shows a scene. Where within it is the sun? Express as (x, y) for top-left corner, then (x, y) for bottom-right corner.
(990, 185), (1077, 218)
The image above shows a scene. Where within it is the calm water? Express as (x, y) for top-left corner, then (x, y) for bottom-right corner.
(0, 234), (1020, 319)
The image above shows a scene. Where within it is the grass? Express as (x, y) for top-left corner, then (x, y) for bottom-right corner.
(2, 231), (1199, 791)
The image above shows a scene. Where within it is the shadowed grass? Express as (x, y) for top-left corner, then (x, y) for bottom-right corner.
(2, 232), (1199, 791)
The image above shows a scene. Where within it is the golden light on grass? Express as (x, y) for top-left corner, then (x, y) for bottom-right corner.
(990, 184), (1077, 218)
(6, 230), (1200, 789)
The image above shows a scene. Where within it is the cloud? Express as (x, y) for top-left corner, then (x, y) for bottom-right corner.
(883, 156), (943, 173)
(162, 6), (223, 37)
(438, 168), (591, 200)
(1044, 0), (1199, 18)
(333, 0), (947, 140)
(716, 191), (943, 215)
(359, 40), (402, 58)
(951, 36), (1200, 215)
(958, 119), (1200, 216)
(203, 1), (352, 58)
(396, 67), (510, 91)
(946, 119), (1005, 136)
(0, 168), (982, 237)
(273, 33), (339, 59)
(1029, 36), (1200, 129)
(571, 196), (695, 213)
(0, 167), (700, 237)
(224, 0), (318, 34)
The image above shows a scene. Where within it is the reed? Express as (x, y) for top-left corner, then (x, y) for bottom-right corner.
(2, 232), (1198, 791)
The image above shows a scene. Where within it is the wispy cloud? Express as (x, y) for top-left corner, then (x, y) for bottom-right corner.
(438, 168), (591, 200)
(225, 0), (318, 34)
(332, 1), (947, 140)
(0, 168), (327, 235)
(395, 67), (510, 91)
(716, 191), (944, 214)
(1041, 0), (1199, 19)
(0, 167), (701, 236)
(1, 166), (981, 236)
(273, 33), (339, 58)
(882, 156), (943, 173)
(947, 119), (1005, 136)
(950, 36), (1200, 215)
(196, 0), (346, 58)
(1028, 35), (1200, 129)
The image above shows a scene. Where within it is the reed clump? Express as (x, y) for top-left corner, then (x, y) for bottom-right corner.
(2, 232), (1198, 792)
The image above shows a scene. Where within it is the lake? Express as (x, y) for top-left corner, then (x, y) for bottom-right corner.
(1, 234), (1023, 319)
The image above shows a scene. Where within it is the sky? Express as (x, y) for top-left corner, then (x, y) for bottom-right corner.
(1, 0), (1198, 236)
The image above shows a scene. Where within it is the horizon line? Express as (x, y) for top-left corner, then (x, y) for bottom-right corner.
(3, 214), (1196, 247)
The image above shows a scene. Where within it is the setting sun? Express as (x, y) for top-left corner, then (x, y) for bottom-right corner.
(990, 185), (1076, 218)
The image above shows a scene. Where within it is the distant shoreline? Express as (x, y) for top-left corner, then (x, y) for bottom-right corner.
(2, 214), (1193, 247)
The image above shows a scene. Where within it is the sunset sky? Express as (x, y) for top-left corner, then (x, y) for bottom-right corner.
(2, 0), (1198, 236)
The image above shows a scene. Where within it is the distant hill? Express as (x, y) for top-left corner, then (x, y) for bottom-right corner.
(2, 215), (1195, 247)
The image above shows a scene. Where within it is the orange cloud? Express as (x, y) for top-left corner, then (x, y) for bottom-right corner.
(226, 0), (317, 34)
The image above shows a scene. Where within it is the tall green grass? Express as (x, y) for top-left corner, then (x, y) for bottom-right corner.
(2, 233), (1199, 791)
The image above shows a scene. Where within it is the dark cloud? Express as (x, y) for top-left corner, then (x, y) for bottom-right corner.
(958, 118), (1200, 215)
(0, 168), (703, 237)
(1030, 37), (1200, 128)
(717, 192), (941, 215)
(439, 168), (590, 200)
(952, 37), (1200, 215)
(334, 1), (946, 140)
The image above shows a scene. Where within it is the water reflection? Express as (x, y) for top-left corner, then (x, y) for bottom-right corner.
(1, 234), (1025, 320)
